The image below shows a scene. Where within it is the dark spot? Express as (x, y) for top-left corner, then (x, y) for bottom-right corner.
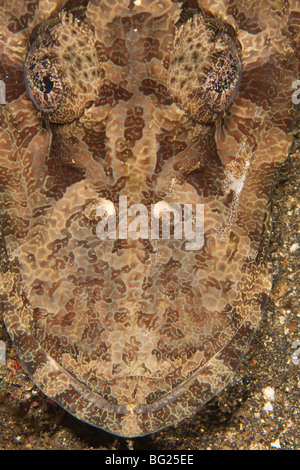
(43, 75), (54, 93)
(192, 51), (199, 61)
(76, 57), (83, 70)
(78, 80), (88, 93)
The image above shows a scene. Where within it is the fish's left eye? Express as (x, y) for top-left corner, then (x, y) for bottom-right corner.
(167, 11), (243, 123)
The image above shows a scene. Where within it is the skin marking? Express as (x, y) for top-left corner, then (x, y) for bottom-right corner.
(0, 0), (298, 437)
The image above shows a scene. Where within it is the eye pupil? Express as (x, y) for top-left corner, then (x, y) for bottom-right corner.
(29, 65), (55, 94)
(43, 75), (54, 94)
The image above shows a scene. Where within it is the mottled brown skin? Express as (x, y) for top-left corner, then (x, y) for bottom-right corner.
(0, 0), (298, 437)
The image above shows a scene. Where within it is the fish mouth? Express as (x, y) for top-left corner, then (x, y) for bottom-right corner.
(2, 192), (270, 437)
(13, 201), (241, 386)
(4, 180), (265, 437)
(3, 261), (259, 438)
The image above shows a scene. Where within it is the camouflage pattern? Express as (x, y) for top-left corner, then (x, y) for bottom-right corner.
(0, 0), (298, 437)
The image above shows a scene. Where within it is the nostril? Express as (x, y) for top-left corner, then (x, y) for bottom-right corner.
(83, 199), (115, 221)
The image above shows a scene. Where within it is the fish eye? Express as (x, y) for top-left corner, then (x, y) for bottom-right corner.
(23, 10), (101, 124)
(167, 12), (242, 123)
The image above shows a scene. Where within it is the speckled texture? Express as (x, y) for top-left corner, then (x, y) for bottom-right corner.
(0, 0), (298, 438)
(0, 143), (299, 450)
(167, 9), (243, 122)
(24, 8), (101, 123)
